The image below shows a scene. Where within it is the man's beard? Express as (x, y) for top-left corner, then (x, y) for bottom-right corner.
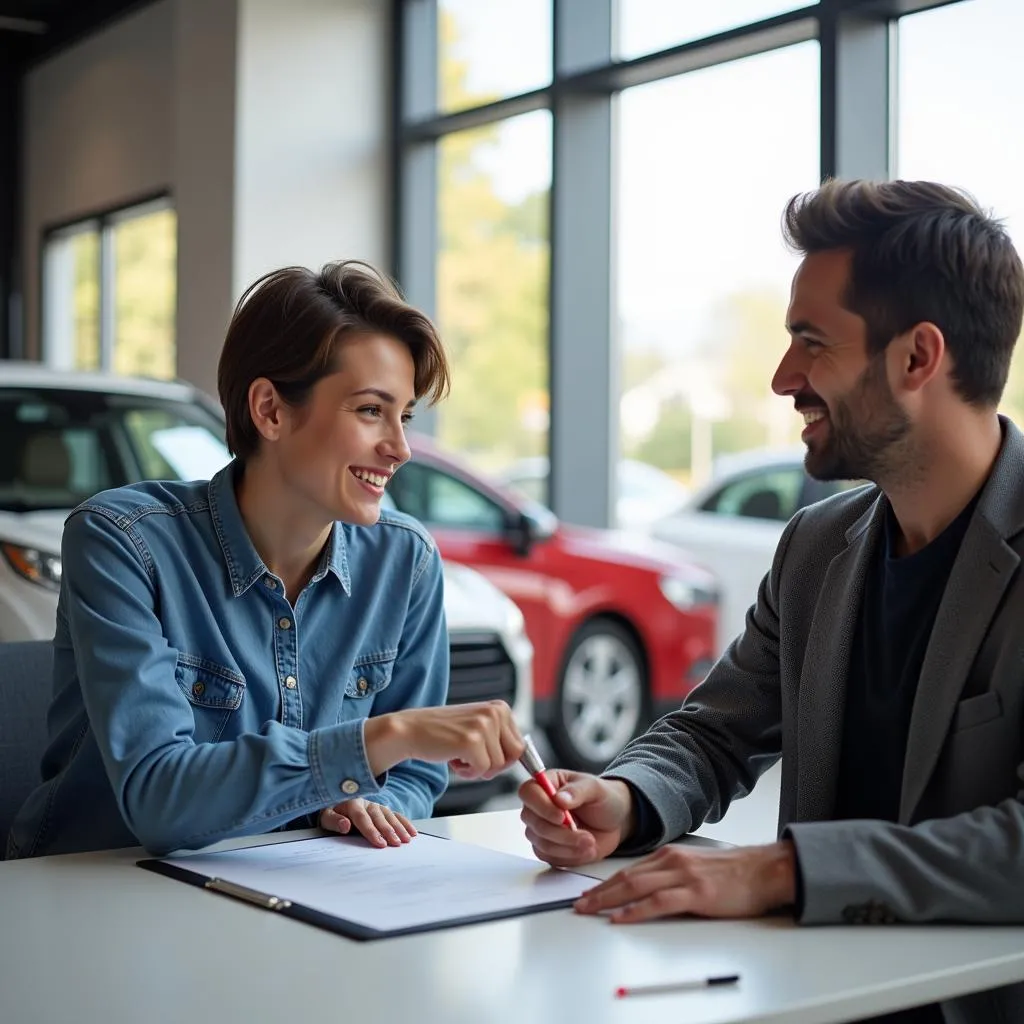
(804, 356), (911, 483)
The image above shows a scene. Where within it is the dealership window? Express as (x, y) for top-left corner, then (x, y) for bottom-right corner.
(437, 0), (551, 113)
(897, 0), (1024, 425)
(617, 41), (819, 487)
(398, 0), (987, 528)
(617, 0), (810, 60)
(42, 199), (177, 379)
(435, 110), (552, 478)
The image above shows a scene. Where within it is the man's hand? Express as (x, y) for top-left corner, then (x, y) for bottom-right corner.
(365, 701), (524, 780)
(519, 771), (636, 866)
(574, 841), (798, 922)
(319, 798), (417, 848)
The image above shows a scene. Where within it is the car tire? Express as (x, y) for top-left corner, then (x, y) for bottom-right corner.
(547, 616), (650, 774)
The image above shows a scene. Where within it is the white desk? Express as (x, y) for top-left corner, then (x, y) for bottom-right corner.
(1, 810), (1022, 1024)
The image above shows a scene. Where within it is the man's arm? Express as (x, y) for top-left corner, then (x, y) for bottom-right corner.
(361, 542), (449, 820)
(66, 507), (388, 855)
(787, 790), (1024, 924)
(600, 509), (806, 853)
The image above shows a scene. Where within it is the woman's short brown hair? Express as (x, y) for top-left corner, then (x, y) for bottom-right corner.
(217, 260), (450, 462)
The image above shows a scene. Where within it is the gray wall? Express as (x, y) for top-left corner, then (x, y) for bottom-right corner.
(234, 0), (390, 294)
(22, 0), (175, 362)
(19, 0), (391, 396)
(173, 0), (239, 396)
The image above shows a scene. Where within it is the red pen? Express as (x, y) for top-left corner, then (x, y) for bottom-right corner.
(520, 733), (577, 830)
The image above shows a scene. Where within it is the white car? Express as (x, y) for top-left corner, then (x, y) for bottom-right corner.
(0, 363), (533, 810)
(649, 449), (858, 654)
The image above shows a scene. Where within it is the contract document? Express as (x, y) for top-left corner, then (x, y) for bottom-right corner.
(140, 833), (599, 940)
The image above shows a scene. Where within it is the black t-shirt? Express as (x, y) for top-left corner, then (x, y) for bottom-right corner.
(834, 495), (978, 1024)
(835, 495), (978, 821)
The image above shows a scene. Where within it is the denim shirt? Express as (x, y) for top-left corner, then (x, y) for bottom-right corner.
(7, 463), (449, 858)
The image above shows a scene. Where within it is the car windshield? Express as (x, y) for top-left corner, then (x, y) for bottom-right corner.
(0, 386), (231, 512)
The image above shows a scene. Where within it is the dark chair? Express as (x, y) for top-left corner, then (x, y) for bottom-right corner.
(0, 641), (53, 859)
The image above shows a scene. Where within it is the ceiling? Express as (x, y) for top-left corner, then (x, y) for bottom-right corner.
(0, 0), (154, 66)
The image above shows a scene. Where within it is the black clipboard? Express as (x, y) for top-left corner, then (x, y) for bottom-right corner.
(137, 835), (589, 942)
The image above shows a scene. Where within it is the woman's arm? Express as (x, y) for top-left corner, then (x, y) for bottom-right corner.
(360, 541), (450, 819)
(65, 507), (389, 855)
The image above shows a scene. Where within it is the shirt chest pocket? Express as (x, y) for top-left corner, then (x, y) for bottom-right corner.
(339, 653), (396, 719)
(175, 653), (247, 743)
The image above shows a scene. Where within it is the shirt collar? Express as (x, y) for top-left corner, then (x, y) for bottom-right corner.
(208, 462), (351, 597)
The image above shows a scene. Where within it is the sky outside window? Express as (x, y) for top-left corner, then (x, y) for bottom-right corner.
(898, 0), (1024, 424)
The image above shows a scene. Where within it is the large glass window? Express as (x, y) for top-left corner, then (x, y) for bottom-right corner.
(617, 42), (820, 489)
(42, 199), (177, 380)
(897, 0), (1024, 424)
(41, 223), (101, 372)
(618, 0), (812, 60)
(435, 109), (551, 477)
(112, 206), (177, 379)
(438, 0), (552, 113)
(402, 0), (1005, 533)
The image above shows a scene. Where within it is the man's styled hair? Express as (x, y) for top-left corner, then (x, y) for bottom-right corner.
(217, 260), (450, 461)
(783, 179), (1024, 407)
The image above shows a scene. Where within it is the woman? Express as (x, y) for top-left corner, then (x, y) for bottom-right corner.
(7, 260), (523, 859)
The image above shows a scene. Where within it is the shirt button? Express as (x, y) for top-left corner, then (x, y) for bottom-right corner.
(264, 577), (277, 589)
(340, 779), (359, 795)
(278, 617), (292, 630)
(192, 681), (205, 697)
(284, 675), (297, 689)
(357, 677), (368, 692)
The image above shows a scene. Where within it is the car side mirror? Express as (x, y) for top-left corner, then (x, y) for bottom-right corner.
(504, 510), (536, 558)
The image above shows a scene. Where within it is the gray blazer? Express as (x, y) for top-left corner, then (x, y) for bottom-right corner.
(605, 418), (1024, 1024)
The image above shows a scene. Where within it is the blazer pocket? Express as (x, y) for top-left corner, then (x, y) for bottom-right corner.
(950, 690), (1003, 732)
(175, 653), (246, 742)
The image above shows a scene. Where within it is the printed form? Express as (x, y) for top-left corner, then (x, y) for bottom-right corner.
(162, 833), (599, 932)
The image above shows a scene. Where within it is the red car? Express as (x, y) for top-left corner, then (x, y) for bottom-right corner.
(383, 435), (719, 772)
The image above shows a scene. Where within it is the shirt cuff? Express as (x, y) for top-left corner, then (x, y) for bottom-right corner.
(307, 719), (386, 807)
(781, 828), (807, 918)
(602, 774), (666, 855)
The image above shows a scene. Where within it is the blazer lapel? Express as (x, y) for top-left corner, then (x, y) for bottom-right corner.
(796, 495), (885, 821)
(900, 421), (1024, 822)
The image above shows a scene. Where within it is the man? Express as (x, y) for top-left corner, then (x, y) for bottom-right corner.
(520, 180), (1024, 1024)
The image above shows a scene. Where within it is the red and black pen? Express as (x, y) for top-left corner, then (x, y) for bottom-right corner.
(520, 733), (577, 830)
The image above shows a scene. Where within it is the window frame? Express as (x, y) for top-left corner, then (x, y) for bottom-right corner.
(39, 192), (174, 375)
(393, 0), (964, 529)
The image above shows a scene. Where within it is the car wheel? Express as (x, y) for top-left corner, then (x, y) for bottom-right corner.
(548, 617), (649, 773)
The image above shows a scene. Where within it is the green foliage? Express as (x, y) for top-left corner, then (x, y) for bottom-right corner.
(68, 209), (176, 380)
(631, 399), (692, 472)
(72, 233), (100, 370)
(434, 11), (550, 470)
(113, 209), (177, 379)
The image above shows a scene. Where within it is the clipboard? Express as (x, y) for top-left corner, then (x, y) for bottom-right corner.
(137, 832), (598, 941)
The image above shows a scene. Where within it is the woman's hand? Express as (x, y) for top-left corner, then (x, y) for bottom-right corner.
(364, 701), (525, 779)
(319, 798), (418, 848)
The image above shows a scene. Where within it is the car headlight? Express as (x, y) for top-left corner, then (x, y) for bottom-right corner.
(1, 543), (63, 591)
(659, 574), (717, 611)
